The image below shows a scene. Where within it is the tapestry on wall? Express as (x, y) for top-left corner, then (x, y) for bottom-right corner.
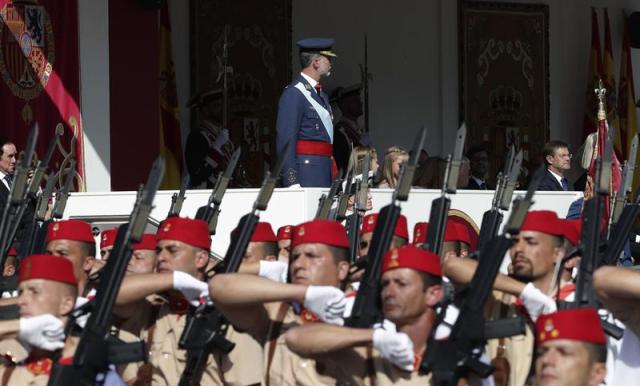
(460, 1), (549, 186)
(191, 0), (291, 187)
(0, 0), (84, 189)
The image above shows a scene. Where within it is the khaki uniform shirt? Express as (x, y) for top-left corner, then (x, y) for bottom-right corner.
(485, 291), (535, 386)
(265, 302), (359, 386)
(216, 325), (264, 386)
(127, 296), (223, 386)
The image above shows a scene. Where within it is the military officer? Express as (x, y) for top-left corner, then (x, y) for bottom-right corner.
(276, 38), (337, 187)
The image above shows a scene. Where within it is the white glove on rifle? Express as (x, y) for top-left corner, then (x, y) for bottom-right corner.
(19, 314), (65, 351)
(372, 328), (414, 371)
(73, 296), (91, 328)
(303, 286), (347, 325)
(518, 282), (557, 321)
(259, 261), (288, 283)
(212, 128), (230, 151)
(173, 271), (209, 306)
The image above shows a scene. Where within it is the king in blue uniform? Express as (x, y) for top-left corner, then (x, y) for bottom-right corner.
(276, 38), (337, 187)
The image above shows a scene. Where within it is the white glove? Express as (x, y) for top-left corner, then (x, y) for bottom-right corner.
(372, 328), (414, 371)
(258, 261), (288, 283)
(173, 271), (209, 306)
(74, 296), (91, 328)
(212, 129), (230, 151)
(303, 286), (347, 325)
(19, 314), (65, 351)
(518, 282), (557, 321)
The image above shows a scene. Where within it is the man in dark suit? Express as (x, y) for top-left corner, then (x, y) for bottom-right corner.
(276, 38), (336, 187)
(466, 145), (492, 190)
(538, 140), (574, 191)
(0, 137), (17, 213)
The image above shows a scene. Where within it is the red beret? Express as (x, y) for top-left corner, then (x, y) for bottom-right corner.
(292, 220), (349, 249)
(561, 219), (581, 246)
(520, 211), (564, 236)
(382, 245), (442, 277)
(19, 254), (77, 286)
(277, 225), (293, 241)
(412, 222), (428, 245)
(132, 233), (157, 251)
(447, 210), (479, 252)
(252, 222), (277, 243)
(361, 213), (409, 240)
(47, 220), (95, 244)
(536, 308), (606, 344)
(100, 228), (118, 249)
(157, 217), (211, 250)
(7, 247), (17, 257)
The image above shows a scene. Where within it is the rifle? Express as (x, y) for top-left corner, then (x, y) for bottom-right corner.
(421, 165), (546, 384)
(477, 148), (523, 250)
(31, 161), (76, 254)
(315, 170), (344, 220)
(17, 172), (57, 259)
(195, 147), (241, 234)
(47, 158), (165, 386)
(336, 167), (355, 222)
(347, 152), (371, 263)
(609, 134), (637, 229)
(346, 127), (427, 328)
(167, 173), (190, 217)
(0, 124), (38, 264)
(558, 127), (622, 338)
(424, 123), (466, 255)
(177, 142), (289, 386)
(601, 134), (638, 265)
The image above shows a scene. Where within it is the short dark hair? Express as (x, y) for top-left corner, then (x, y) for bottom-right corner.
(258, 241), (279, 258)
(79, 241), (96, 258)
(466, 145), (489, 159)
(417, 271), (442, 291)
(543, 141), (569, 164)
(0, 136), (13, 157)
(299, 52), (319, 68)
(584, 342), (607, 364)
(328, 245), (349, 263)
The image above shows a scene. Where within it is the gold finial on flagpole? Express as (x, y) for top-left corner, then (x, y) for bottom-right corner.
(595, 79), (607, 121)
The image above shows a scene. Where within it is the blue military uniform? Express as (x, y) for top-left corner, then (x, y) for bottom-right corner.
(276, 38), (336, 187)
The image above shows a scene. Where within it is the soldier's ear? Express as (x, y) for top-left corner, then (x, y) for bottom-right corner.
(195, 249), (209, 270)
(425, 284), (443, 307)
(337, 260), (350, 282)
(59, 295), (75, 316)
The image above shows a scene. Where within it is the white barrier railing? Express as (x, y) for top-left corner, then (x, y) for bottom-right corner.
(64, 188), (583, 256)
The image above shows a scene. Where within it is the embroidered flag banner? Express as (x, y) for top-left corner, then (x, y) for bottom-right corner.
(0, 0), (84, 189)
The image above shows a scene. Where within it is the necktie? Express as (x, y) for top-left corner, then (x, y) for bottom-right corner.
(561, 178), (569, 191)
(314, 82), (322, 94)
(4, 174), (12, 189)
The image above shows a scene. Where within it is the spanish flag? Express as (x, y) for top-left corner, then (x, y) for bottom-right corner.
(582, 8), (603, 141)
(603, 9), (621, 159)
(158, 3), (183, 189)
(618, 12), (639, 196)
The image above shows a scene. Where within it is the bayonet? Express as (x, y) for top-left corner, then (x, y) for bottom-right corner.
(168, 173), (190, 218)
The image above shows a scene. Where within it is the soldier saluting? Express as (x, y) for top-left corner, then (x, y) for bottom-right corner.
(276, 38), (337, 187)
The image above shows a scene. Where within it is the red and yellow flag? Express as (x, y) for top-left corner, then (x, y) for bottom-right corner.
(618, 12), (639, 195)
(158, 3), (183, 189)
(583, 8), (603, 141)
(603, 9), (622, 159)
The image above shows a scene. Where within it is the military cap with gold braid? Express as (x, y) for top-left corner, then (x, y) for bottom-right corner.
(297, 38), (337, 57)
